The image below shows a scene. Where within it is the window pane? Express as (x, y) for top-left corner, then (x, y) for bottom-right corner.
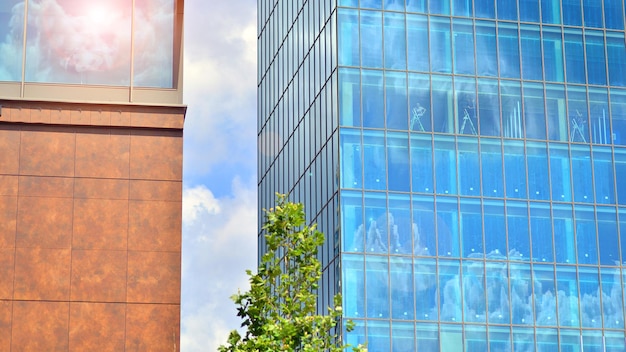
(533, 264), (556, 325)
(432, 75), (454, 132)
(523, 82), (546, 139)
(362, 0), (383, 9)
(384, 12), (406, 70)
(366, 255), (390, 318)
(437, 196), (460, 257)
(453, 19), (475, 75)
(510, 263), (533, 324)
(409, 73), (432, 131)
(576, 205), (598, 265)
(475, 21), (498, 77)
(363, 130), (386, 190)
(519, 0), (539, 22)
(387, 133), (410, 192)
(429, 0), (450, 15)
(390, 257), (414, 319)
(0, 0), (24, 82)
(457, 137), (480, 196)
(504, 140), (527, 198)
(486, 262), (510, 324)
(498, 23), (520, 79)
(362, 70), (384, 128)
(585, 31), (607, 86)
(406, 14), (429, 72)
(578, 267), (601, 328)
(556, 266), (580, 326)
(481, 139), (504, 197)
(543, 27), (564, 82)
(392, 322), (415, 351)
(474, 0), (495, 18)
(367, 320), (390, 350)
(413, 195), (436, 257)
(340, 129), (363, 189)
(338, 9), (359, 66)
(456, 77), (477, 135)
(460, 198), (482, 258)
(530, 203), (553, 262)
(607, 33), (626, 87)
(464, 324), (487, 351)
(593, 146), (615, 204)
(406, 0), (427, 13)
(597, 208), (619, 265)
(386, 72), (408, 130)
(562, 0), (583, 26)
(484, 200), (506, 257)
(478, 78), (501, 136)
(546, 84), (567, 141)
(410, 134), (433, 193)
(549, 143), (572, 202)
(568, 85), (590, 143)
(497, 0), (518, 20)
(521, 25), (543, 81)
(452, 0), (472, 16)
(339, 68), (361, 126)
(564, 29), (585, 84)
(541, 0), (561, 24)
(439, 260), (462, 321)
(605, 0), (625, 29)
(589, 88), (611, 144)
(571, 145), (593, 203)
(616, 148), (626, 204)
(430, 17), (452, 73)
(582, 0), (603, 27)
(434, 135), (457, 195)
(507, 200), (530, 259)
(415, 323), (439, 350)
(501, 80), (523, 138)
(527, 142), (550, 200)
(611, 89), (626, 145)
(600, 268), (623, 329)
(554, 204), (576, 264)
(360, 11), (382, 68)
(342, 254), (365, 317)
(414, 258), (438, 320)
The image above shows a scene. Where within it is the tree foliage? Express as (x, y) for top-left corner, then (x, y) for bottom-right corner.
(219, 194), (365, 352)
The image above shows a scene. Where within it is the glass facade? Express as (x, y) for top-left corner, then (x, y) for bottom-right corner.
(259, 0), (626, 350)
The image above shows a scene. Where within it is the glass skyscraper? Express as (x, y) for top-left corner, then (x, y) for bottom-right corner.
(258, 0), (626, 350)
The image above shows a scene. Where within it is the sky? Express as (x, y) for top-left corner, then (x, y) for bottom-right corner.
(180, 0), (258, 350)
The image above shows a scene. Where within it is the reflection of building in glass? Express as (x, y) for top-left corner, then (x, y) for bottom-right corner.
(0, 0), (184, 350)
(258, 0), (626, 350)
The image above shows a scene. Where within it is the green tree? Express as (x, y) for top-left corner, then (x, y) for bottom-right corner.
(219, 194), (365, 352)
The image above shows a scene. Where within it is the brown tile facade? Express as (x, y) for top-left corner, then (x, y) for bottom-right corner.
(0, 101), (184, 351)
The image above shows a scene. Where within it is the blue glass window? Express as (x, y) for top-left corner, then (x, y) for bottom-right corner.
(412, 195), (436, 256)
(520, 25), (543, 81)
(481, 139), (504, 196)
(384, 12), (406, 70)
(437, 196), (460, 257)
(564, 29), (585, 84)
(387, 132), (410, 192)
(575, 205), (598, 264)
(386, 72), (408, 130)
(460, 198), (483, 258)
(475, 21), (498, 77)
(553, 204), (576, 264)
(453, 0), (472, 16)
(434, 135), (457, 195)
(441, 325), (463, 349)
(406, 0), (427, 13)
(536, 328), (558, 348)
(0, 0), (23, 82)
(512, 328), (534, 350)
(432, 75), (454, 133)
(408, 73), (432, 131)
(607, 33), (626, 87)
(556, 266), (580, 326)
(519, 0), (539, 22)
(339, 68), (361, 126)
(474, 0), (495, 18)
(589, 88), (611, 144)
(486, 263), (510, 324)
(406, 14), (429, 72)
(606, 331), (626, 351)
(366, 255), (390, 318)
(429, 0), (450, 15)
(362, 70), (384, 128)
(390, 257), (414, 320)
(360, 11), (383, 68)
(533, 264), (556, 324)
(620, 210), (626, 264)
(342, 191), (365, 252)
(410, 134), (434, 194)
(391, 322), (415, 350)
(361, 0), (383, 9)
(363, 130), (386, 190)
(546, 85), (567, 141)
(527, 142), (550, 200)
(585, 31), (607, 86)
(438, 260), (462, 321)
(501, 81), (523, 138)
(597, 208), (619, 265)
(523, 83), (546, 140)
(489, 327), (512, 350)
(571, 145), (594, 203)
(605, 0), (624, 29)
(549, 143), (572, 201)
(338, 9), (359, 66)
(562, 0), (583, 26)
(568, 86), (590, 143)
(340, 129), (363, 189)
(385, 0), (405, 10)
(484, 200), (506, 258)
(542, 27), (564, 82)
(342, 254), (365, 317)
(478, 79), (501, 136)
(530, 204), (553, 262)
(509, 263), (533, 323)
(616, 149), (626, 205)
(453, 19), (475, 75)
(507, 201), (530, 259)
(498, 24), (521, 79)
(415, 323), (439, 348)
(504, 140), (527, 198)
(497, 0), (518, 20)
(578, 267), (601, 327)
(414, 259), (438, 320)
(464, 323), (487, 348)
(367, 321), (390, 350)
(456, 77), (477, 135)
(339, 0), (359, 6)
(611, 89), (626, 145)
(593, 147), (615, 205)
(582, 0), (603, 28)
(430, 17), (452, 73)
(541, 0), (561, 24)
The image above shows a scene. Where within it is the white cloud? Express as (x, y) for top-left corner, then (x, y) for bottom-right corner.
(180, 179), (258, 352)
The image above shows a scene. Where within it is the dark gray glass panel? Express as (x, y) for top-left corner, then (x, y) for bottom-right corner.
(568, 85), (590, 143)
(481, 139), (504, 197)
(585, 31), (607, 86)
(549, 143), (572, 202)
(389, 194), (412, 254)
(340, 128), (363, 189)
(360, 10), (382, 68)
(367, 320), (390, 350)
(556, 266), (580, 326)
(519, 0), (539, 22)
(616, 149), (626, 204)
(458, 137), (480, 196)
(530, 203), (553, 262)
(474, 0), (495, 18)
(406, 15), (429, 72)
(611, 89), (626, 145)
(464, 324), (487, 350)
(390, 257), (414, 320)
(605, 0), (625, 29)
(575, 205), (598, 264)
(526, 142), (550, 200)
(597, 207), (619, 265)
(589, 88), (611, 144)
(484, 200), (506, 258)
(562, 0), (583, 26)
(338, 9), (359, 66)
(478, 79), (501, 136)
(533, 264), (556, 325)
(504, 140), (527, 198)
(362, 131), (386, 192)
(582, 0), (603, 28)
(546, 85), (567, 141)
(452, 0), (472, 16)
(498, 23), (520, 79)
(607, 33), (626, 87)
(408, 73), (432, 131)
(497, 0), (518, 20)
(429, 0), (450, 15)
(384, 12), (406, 70)
(430, 17), (452, 73)
(489, 327), (511, 351)
(510, 262), (534, 324)
(541, 0), (561, 24)
(512, 327), (534, 350)
(578, 267), (601, 328)
(437, 196), (460, 257)
(542, 27), (565, 82)
(366, 255), (390, 318)
(342, 254), (365, 317)
(475, 21), (498, 77)
(391, 322), (415, 351)
(387, 133), (410, 192)
(386, 72), (408, 130)
(432, 75), (454, 132)
(571, 145), (594, 203)
(564, 29), (585, 84)
(410, 134), (434, 193)
(524, 82), (546, 139)
(553, 204), (576, 264)
(452, 19), (475, 75)
(507, 200), (530, 259)
(501, 80), (523, 138)
(593, 147), (615, 204)
(456, 77), (478, 135)
(438, 260), (462, 322)
(520, 25), (542, 81)
(0, 0), (23, 82)
(406, 0), (427, 13)
(362, 0), (383, 9)
(414, 258), (438, 320)
(600, 267), (623, 328)
(460, 198), (483, 258)
(605, 331), (626, 352)
(412, 195), (436, 257)
(486, 262), (511, 324)
(415, 323), (440, 349)
(339, 68), (361, 126)
(536, 328), (558, 349)
(362, 70), (384, 128)
(434, 135), (457, 195)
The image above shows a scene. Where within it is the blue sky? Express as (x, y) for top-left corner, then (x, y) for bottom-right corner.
(180, 0), (258, 350)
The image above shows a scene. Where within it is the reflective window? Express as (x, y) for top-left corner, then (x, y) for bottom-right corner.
(384, 12), (406, 70)
(464, 324), (487, 349)
(606, 331), (626, 351)
(414, 258), (438, 320)
(597, 209), (619, 265)
(474, 0), (495, 18)
(339, 68), (361, 126)
(576, 205), (598, 264)
(367, 320), (390, 350)
(571, 145), (594, 203)
(564, 29), (585, 84)
(390, 257), (413, 319)
(0, 0), (24, 82)
(406, 0), (427, 13)
(512, 327), (534, 350)
(460, 198), (482, 258)
(410, 134), (433, 193)
(507, 201), (530, 259)
(620, 209), (626, 264)
(481, 139), (504, 196)
(556, 266), (580, 326)
(437, 196), (460, 257)
(489, 327), (511, 351)
(453, 19), (475, 75)
(585, 31), (607, 86)
(510, 263), (533, 323)
(519, 0), (539, 23)
(340, 128), (363, 189)
(366, 255), (390, 318)
(362, 0), (383, 9)
(408, 73), (431, 131)
(524, 82), (546, 139)
(504, 140), (527, 198)
(549, 143), (572, 202)
(360, 11), (383, 68)
(498, 23), (520, 79)
(546, 85), (567, 141)
(478, 79), (501, 136)
(430, 17), (452, 73)
(434, 135), (457, 195)
(554, 204), (576, 264)
(607, 33), (626, 87)
(338, 9), (359, 66)
(458, 137), (480, 196)
(542, 27), (564, 82)
(520, 25), (542, 81)
(578, 267), (601, 328)
(386, 72), (408, 130)
(562, 0), (583, 26)
(363, 130), (386, 190)
(387, 133), (410, 192)
(616, 149), (626, 205)
(541, 0), (561, 24)
(484, 200), (506, 258)
(406, 14), (429, 72)
(456, 77), (477, 135)
(526, 142), (550, 200)
(429, 0), (450, 15)
(432, 75), (454, 132)
(452, 0), (472, 17)
(533, 264), (556, 324)
(412, 195), (436, 257)
(342, 254), (365, 317)
(589, 88), (611, 144)
(501, 80), (523, 138)
(486, 262), (510, 323)
(593, 147), (615, 204)
(497, 0), (518, 20)
(568, 86), (590, 143)
(475, 21), (498, 77)
(582, 0), (603, 28)
(611, 89), (626, 145)
(530, 203), (553, 262)
(605, 0), (624, 30)
(415, 323), (439, 349)
(438, 260), (462, 321)
(362, 70), (384, 128)
(391, 321), (415, 350)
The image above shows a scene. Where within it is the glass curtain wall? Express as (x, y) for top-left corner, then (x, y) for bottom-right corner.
(337, 0), (626, 350)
